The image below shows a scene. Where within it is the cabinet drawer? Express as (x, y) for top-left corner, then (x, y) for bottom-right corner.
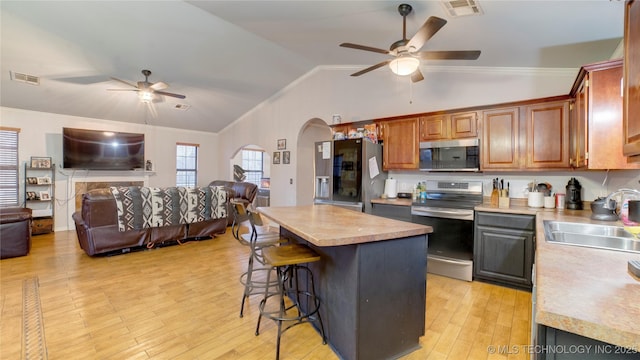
(476, 212), (535, 231)
(32, 217), (53, 235)
(371, 203), (412, 222)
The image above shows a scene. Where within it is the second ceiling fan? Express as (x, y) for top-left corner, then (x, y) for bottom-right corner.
(340, 3), (481, 82)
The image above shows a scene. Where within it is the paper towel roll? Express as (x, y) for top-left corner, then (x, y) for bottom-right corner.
(384, 178), (398, 198)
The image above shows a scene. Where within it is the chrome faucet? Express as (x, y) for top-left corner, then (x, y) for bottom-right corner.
(603, 188), (640, 209)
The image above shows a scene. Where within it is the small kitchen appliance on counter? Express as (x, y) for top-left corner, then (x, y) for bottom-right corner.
(590, 197), (618, 221)
(384, 178), (398, 198)
(565, 177), (583, 210)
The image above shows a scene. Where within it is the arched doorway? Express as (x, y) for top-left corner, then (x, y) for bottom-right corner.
(296, 118), (332, 206)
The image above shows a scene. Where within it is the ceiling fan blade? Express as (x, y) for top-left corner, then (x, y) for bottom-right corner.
(350, 60), (392, 77)
(418, 50), (481, 60)
(340, 43), (391, 55)
(110, 77), (138, 88)
(150, 81), (168, 91)
(107, 88), (140, 92)
(407, 16), (447, 51)
(411, 69), (424, 83)
(155, 90), (186, 99)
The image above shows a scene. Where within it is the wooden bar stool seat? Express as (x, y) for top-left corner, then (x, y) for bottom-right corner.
(255, 243), (326, 360)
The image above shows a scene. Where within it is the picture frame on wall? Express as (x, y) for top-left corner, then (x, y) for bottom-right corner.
(39, 191), (50, 201)
(26, 191), (38, 200)
(27, 177), (38, 184)
(273, 151), (281, 164)
(277, 139), (286, 150)
(283, 151), (290, 164)
(30, 156), (52, 169)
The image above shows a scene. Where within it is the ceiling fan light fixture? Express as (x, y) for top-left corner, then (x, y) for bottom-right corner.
(138, 90), (154, 103)
(389, 56), (420, 76)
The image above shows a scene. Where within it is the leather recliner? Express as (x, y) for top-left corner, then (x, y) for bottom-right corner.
(208, 180), (258, 226)
(0, 207), (32, 259)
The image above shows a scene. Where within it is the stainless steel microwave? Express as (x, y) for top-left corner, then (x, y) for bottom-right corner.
(419, 138), (480, 172)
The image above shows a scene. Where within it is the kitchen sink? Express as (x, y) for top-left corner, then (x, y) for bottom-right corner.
(543, 221), (640, 253)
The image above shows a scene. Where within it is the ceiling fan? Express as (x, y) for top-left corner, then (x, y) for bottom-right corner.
(340, 3), (481, 82)
(108, 69), (186, 102)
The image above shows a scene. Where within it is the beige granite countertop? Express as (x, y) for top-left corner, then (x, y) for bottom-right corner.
(533, 212), (640, 350)
(257, 205), (432, 247)
(474, 198), (640, 349)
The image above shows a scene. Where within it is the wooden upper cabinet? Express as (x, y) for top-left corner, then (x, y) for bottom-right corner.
(382, 117), (419, 170)
(450, 112), (478, 139)
(419, 112), (477, 141)
(419, 115), (449, 140)
(571, 59), (640, 169)
(524, 101), (570, 168)
(570, 82), (588, 168)
(623, 0), (640, 159)
(481, 107), (520, 170)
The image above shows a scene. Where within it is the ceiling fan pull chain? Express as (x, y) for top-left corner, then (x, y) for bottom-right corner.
(409, 76), (413, 104)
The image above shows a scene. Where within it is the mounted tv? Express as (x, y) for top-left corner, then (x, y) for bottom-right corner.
(63, 127), (145, 170)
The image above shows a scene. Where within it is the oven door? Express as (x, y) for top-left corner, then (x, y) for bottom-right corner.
(411, 206), (474, 281)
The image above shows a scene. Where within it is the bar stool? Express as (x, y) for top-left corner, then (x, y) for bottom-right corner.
(237, 205), (286, 317)
(255, 243), (326, 360)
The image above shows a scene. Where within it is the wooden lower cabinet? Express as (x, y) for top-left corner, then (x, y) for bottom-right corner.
(382, 117), (419, 170)
(474, 212), (535, 290)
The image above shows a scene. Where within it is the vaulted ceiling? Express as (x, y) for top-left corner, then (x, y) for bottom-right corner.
(0, 1), (625, 133)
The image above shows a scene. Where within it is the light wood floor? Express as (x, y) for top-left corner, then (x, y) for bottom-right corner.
(1, 228), (531, 360)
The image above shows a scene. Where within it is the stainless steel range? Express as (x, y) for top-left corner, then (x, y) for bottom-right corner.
(411, 180), (483, 281)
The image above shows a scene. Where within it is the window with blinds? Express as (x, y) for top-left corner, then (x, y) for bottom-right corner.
(176, 143), (198, 187)
(0, 128), (19, 207)
(241, 149), (264, 186)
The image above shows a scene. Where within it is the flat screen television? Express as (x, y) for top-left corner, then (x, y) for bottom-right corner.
(62, 127), (145, 170)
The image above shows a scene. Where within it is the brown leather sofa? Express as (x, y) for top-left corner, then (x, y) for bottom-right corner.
(209, 180), (258, 226)
(72, 187), (228, 256)
(0, 207), (32, 259)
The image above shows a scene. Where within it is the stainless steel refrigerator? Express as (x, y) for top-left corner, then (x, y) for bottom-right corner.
(314, 139), (387, 213)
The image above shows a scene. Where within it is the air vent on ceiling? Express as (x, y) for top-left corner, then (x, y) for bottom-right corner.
(10, 71), (40, 85)
(440, 0), (483, 17)
(173, 103), (190, 111)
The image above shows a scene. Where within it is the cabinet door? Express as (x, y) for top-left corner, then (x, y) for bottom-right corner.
(481, 107), (520, 169)
(525, 101), (570, 168)
(382, 118), (419, 170)
(419, 115), (449, 141)
(450, 111), (478, 139)
(571, 82), (588, 168)
(623, 0), (640, 158)
(474, 226), (534, 289)
(588, 64), (640, 169)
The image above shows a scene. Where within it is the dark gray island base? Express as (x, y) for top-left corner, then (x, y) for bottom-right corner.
(281, 227), (427, 360)
(257, 205), (432, 360)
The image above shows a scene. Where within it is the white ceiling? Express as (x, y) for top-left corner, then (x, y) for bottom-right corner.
(0, 0), (625, 133)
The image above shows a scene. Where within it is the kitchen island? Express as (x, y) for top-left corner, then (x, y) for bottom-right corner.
(257, 205), (432, 360)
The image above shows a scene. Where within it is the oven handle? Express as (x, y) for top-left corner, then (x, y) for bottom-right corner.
(411, 206), (474, 221)
(428, 255), (473, 266)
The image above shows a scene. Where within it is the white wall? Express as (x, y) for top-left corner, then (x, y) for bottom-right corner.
(218, 65), (623, 206)
(1, 106), (220, 231)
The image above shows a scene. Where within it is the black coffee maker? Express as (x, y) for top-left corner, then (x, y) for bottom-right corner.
(565, 177), (583, 210)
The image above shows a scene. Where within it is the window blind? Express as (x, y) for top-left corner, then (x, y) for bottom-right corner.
(0, 128), (19, 207)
